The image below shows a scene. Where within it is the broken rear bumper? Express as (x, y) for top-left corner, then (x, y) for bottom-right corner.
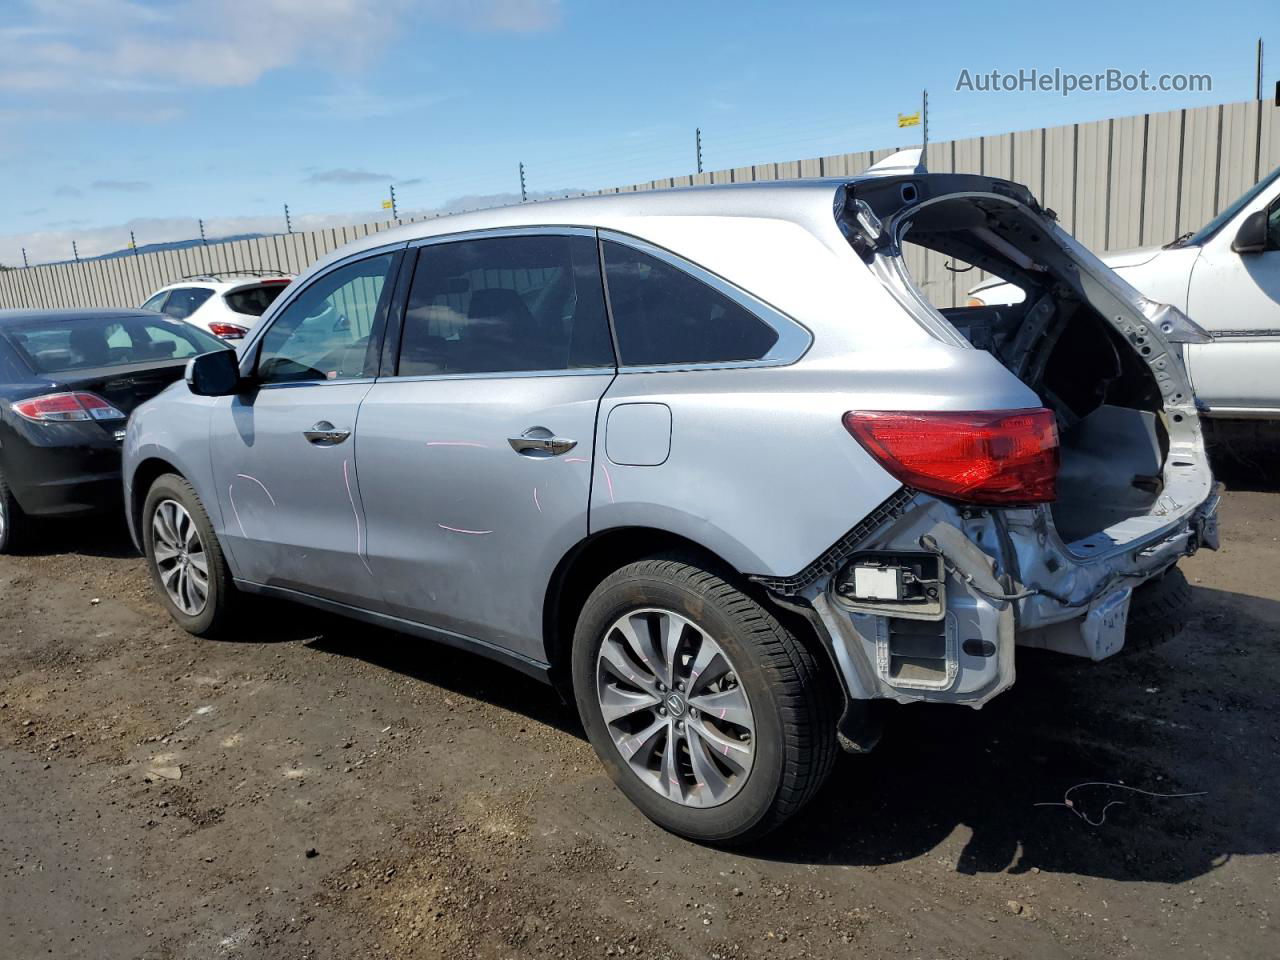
(765, 486), (1219, 711)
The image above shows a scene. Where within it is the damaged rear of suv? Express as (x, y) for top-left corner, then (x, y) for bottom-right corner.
(805, 165), (1218, 725)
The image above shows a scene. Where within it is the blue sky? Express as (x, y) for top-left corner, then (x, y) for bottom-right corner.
(0, 0), (1274, 264)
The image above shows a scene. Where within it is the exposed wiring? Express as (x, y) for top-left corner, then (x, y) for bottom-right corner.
(919, 534), (1122, 609)
(1034, 781), (1207, 827)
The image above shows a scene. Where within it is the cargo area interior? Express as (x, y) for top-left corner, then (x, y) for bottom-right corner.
(893, 193), (1170, 545)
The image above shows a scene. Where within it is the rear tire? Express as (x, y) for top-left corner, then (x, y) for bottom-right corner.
(572, 555), (838, 844)
(1126, 565), (1193, 651)
(142, 473), (238, 637)
(0, 470), (28, 555)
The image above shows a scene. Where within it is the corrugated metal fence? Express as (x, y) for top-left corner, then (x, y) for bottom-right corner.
(3, 97), (1278, 312)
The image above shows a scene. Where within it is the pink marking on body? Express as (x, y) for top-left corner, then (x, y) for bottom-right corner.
(228, 484), (246, 537)
(722, 743), (730, 757)
(437, 524), (493, 536)
(343, 459), (374, 576)
(235, 473), (276, 505)
(533, 487), (541, 513)
(600, 463), (615, 503)
(719, 708), (726, 720)
(426, 441), (487, 448)
(562, 456), (588, 463)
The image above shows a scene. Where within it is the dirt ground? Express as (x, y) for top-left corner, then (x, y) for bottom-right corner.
(2, 482), (1278, 960)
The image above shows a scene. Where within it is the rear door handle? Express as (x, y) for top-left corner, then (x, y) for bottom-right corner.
(508, 428), (577, 456)
(304, 421), (351, 446)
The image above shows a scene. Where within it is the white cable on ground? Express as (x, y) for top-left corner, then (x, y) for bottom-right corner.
(1035, 781), (1208, 826)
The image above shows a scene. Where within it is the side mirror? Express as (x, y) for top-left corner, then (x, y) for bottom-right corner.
(1231, 209), (1270, 254)
(186, 349), (244, 396)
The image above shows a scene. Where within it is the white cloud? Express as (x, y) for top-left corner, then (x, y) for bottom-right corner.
(304, 86), (454, 120)
(305, 168), (395, 185)
(0, 0), (402, 92)
(0, 0), (560, 95)
(90, 179), (151, 192)
(423, 0), (562, 32)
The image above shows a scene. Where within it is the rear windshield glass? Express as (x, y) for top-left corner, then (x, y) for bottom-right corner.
(225, 282), (290, 316)
(160, 287), (214, 320)
(3, 314), (228, 374)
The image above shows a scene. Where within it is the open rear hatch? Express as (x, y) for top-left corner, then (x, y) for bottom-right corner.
(838, 172), (1216, 556)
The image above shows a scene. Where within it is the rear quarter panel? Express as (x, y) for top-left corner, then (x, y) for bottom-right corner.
(591, 343), (1039, 578)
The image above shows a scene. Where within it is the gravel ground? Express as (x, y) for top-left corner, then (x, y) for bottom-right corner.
(1, 484), (1277, 960)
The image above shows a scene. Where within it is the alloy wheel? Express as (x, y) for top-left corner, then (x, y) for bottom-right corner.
(595, 607), (755, 807)
(151, 499), (209, 616)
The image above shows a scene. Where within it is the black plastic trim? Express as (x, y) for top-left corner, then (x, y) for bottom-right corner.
(751, 487), (916, 596)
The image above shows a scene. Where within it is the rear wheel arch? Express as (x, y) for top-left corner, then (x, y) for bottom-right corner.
(542, 527), (840, 710)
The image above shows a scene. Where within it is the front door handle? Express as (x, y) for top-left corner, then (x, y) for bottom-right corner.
(304, 421), (351, 446)
(508, 428), (577, 456)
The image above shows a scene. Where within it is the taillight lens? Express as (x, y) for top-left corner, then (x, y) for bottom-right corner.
(12, 392), (126, 423)
(843, 408), (1059, 505)
(208, 322), (249, 340)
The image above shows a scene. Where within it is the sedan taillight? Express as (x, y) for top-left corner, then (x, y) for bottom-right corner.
(843, 408), (1059, 505)
(12, 392), (126, 423)
(207, 322), (249, 340)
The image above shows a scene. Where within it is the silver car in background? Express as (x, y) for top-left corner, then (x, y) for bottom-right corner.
(123, 172), (1219, 842)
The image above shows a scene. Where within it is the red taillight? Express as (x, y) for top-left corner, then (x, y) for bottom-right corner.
(208, 322), (249, 339)
(12, 391), (126, 423)
(261, 278), (290, 285)
(843, 408), (1059, 505)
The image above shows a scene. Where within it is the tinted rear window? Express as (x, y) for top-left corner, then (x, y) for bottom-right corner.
(601, 241), (778, 365)
(160, 287), (214, 320)
(225, 282), (290, 316)
(3, 315), (228, 374)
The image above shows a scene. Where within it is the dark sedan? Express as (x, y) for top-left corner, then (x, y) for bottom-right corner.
(0, 308), (230, 552)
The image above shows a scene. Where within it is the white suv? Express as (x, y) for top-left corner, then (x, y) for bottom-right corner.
(971, 165), (1280, 422)
(140, 274), (293, 341)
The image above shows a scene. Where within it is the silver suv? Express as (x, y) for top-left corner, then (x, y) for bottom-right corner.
(124, 172), (1220, 842)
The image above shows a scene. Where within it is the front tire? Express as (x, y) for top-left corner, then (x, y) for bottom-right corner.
(142, 473), (237, 637)
(572, 556), (838, 843)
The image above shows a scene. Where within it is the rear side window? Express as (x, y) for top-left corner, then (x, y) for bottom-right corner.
(224, 282), (290, 316)
(398, 234), (613, 376)
(160, 287), (214, 320)
(3, 315), (227, 374)
(601, 241), (778, 365)
(141, 292), (168, 312)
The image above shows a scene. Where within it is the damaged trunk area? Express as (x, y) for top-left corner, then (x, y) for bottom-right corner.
(862, 181), (1173, 547)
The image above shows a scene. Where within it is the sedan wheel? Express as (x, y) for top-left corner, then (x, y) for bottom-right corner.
(0, 470), (26, 555)
(596, 607), (755, 808)
(151, 499), (209, 616)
